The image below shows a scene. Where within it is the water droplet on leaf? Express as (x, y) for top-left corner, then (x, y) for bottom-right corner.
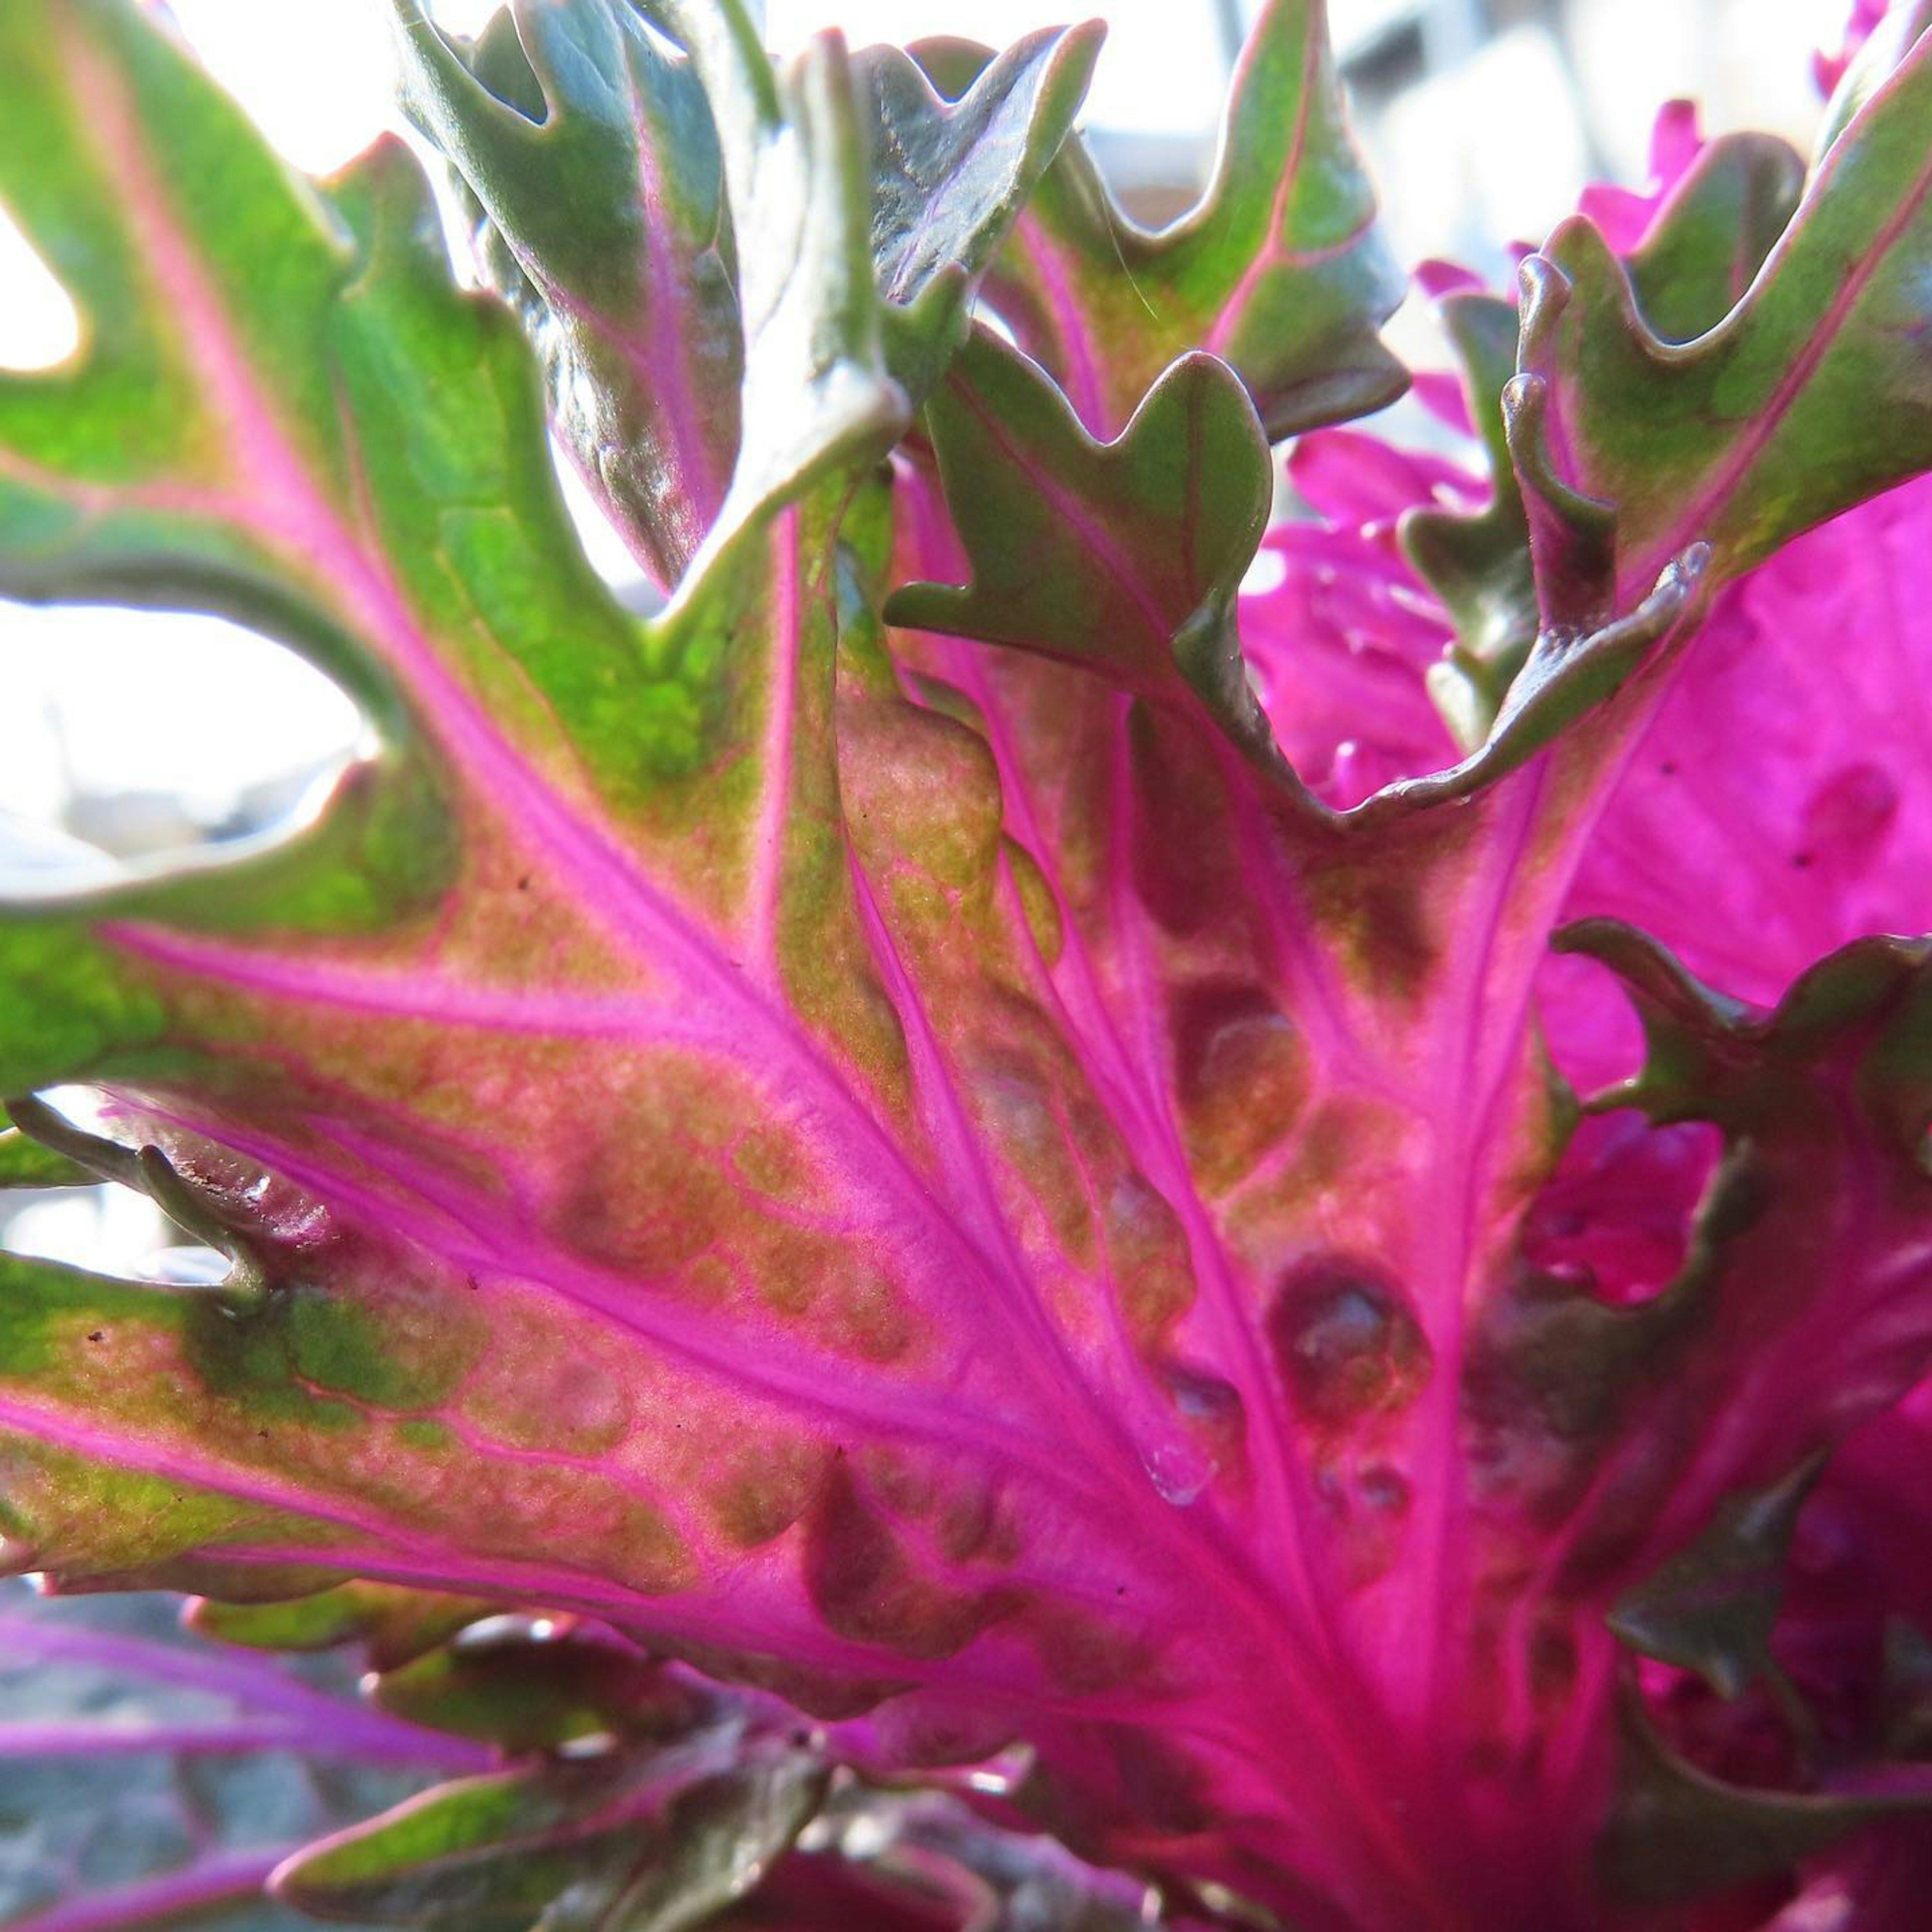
(1142, 1438), (1213, 1507)
(1164, 1363), (1244, 1426)
(1357, 1465), (1411, 1515)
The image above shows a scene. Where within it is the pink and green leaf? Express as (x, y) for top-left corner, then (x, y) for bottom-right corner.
(0, 0), (1248, 1751)
(885, 22), (1932, 1907)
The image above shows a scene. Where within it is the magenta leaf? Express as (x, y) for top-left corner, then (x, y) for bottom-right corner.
(1559, 473), (1932, 1011)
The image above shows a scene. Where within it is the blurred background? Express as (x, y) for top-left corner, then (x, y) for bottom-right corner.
(0, 0), (1856, 1270)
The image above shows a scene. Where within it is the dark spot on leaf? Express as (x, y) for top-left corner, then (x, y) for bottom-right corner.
(1800, 762), (1897, 871)
(1356, 880), (1436, 1000)
(1170, 981), (1307, 1189)
(1268, 1257), (1431, 1431)
(1357, 1465), (1412, 1514)
(86, 1331), (103, 1343)
(1111, 1727), (1216, 1833)
(803, 1463), (1021, 1659)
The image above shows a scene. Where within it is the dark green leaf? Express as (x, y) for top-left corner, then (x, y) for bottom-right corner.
(857, 23), (1102, 400)
(886, 327), (1276, 763)
(1607, 1455), (1824, 1699)
(1510, 29), (1932, 621)
(1405, 128), (1805, 742)
(370, 1628), (701, 1753)
(1599, 1687), (1932, 1906)
(274, 1741), (826, 1931)
(918, 0), (1407, 438)
(390, 0), (743, 588)
(623, 0), (908, 576)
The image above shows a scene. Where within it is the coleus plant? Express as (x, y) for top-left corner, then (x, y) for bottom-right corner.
(3, 0), (1932, 1924)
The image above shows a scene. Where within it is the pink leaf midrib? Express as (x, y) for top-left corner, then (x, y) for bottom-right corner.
(626, 84), (732, 532)
(1006, 214), (1112, 431)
